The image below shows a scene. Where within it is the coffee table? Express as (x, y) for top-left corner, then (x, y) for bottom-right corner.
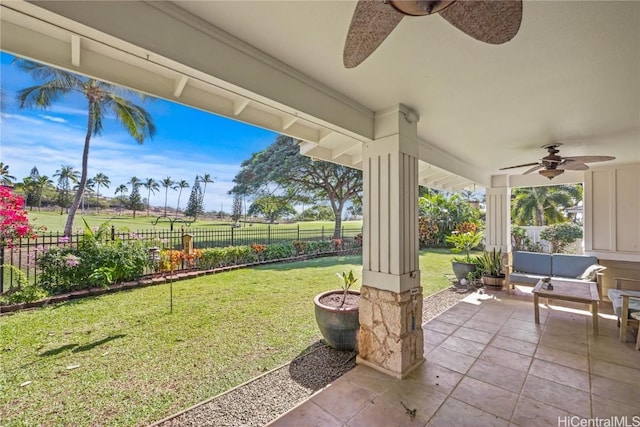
(533, 278), (600, 334)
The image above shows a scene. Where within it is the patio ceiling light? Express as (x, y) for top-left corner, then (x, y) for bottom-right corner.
(539, 168), (565, 180)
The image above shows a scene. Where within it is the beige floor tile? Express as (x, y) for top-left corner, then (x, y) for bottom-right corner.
(405, 361), (463, 395)
(510, 309), (548, 324)
(528, 359), (590, 392)
(429, 398), (509, 427)
(498, 326), (542, 344)
(521, 375), (590, 417)
(368, 378), (447, 424)
(347, 399), (428, 427)
(451, 377), (519, 420)
(427, 346), (475, 374)
(590, 359), (640, 387)
(539, 334), (588, 355)
(534, 345), (589, 372)
(343, 365), (397, 396)
(490, 335), (537, 357)
(440, 335), (487, 358)
(463, 318), (503, 334)
(435, 312), (469, 326)
(467, 359), (527, 394)
(448, 304), (481, 316)
(424, 330), (449, 347)
(479, 346), (533, 372)
(511, 396), (574, 427)
(312, 378), (377, 423)
(423, 320), (459, 335)
(470, 311), (510, 326)
(452, 326), (495, 344)
(591, 374), (640, 407)
(269, 400), (342, 427)
(504, 319), (544, 333)
(589, 335), (640, 369)
(592, 394), (640, 418)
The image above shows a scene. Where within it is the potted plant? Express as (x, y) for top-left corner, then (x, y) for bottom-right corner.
(313, 270), (360, 351)
(445, 231), (483, 282)
(478, 248), (506, 288)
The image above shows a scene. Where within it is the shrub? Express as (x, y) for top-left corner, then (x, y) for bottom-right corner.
(0, 264), (46, 304)
(292, 240), (308, 255)
(418, 217), (439, 248)
(445, 231), (483, 263)
(540, 222), (583, 254)
(264, 243), (296, 260)
(306, 240), (332, 254)
(199, 246), (255, 269)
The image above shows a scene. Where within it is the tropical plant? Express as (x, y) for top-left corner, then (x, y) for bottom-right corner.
(143, 177), (159, 216)
(15, 59), (155, 236)
(128, 176), (143, 218)
(477, 248), (504, 277)
(198, 173), (214, 210)
(114, 184), (129, 212)
(418, 192), (481, 245)
(445, 231), (483, 263)
(335, 270), (358, 307)
(511, 184), (582, 226)
(0, 264), (46, 304)
(539, 222), (583, 254)
(175, 180), (189, 217)
(0, 187), (39, 247)
(92, 172), (110, 214)
(161, 176), (176, 217)
(53, 165), (79, 214)
(0, 162), (16, 186)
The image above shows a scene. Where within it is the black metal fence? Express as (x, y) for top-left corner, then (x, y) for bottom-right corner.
(0, 225), (361, 293)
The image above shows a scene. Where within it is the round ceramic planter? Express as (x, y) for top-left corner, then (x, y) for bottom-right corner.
(452, 261), (477, 282)
(314, 290), (360, 351)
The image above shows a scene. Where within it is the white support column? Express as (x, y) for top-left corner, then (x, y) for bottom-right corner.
(485, 176), (512, 253)
(357, 104), (424, 378)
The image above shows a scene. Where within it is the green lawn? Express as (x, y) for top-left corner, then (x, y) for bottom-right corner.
(0, 251), (455, 426)
(26, 210), (363, 234)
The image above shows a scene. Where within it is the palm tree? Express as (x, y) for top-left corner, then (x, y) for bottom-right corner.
(161, 176), (176, 217)
(143, 178), (160, 216)
(15, 59), (155, 236)
(35, 175), (53, 211)
(0, 162), (16, 186)
(198, 173), (215, 215)
(115, 184), (129, 213)
(53, 165), (79, 215)
(511, 185), (582, 226)
(175, 179), (190, 218)
(92, 172), (110, 214)
(128, 176), (142, 218)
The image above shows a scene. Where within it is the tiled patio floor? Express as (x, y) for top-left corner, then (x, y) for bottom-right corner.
(268, 287), (640, 426)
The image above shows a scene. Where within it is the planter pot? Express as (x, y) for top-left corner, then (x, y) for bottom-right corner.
(314, 289), (360, 351)
(451, 261), (477, 282)
(482, 275), (506, 288)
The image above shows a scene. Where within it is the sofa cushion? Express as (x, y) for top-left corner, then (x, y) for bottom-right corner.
(551, 254), (598, 278)
(509, 272), (546, 285)
(577, 264), (606, 281)
(513, 252), (552, 276)
(607, 289), (640, 317)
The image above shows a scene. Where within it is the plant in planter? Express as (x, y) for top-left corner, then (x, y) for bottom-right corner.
(313, 269), (360, 351)
(445, 230), (483, 282)
(478, 248), (506, 288)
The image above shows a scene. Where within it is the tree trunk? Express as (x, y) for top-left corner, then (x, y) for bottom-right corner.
(331, 200), (345, 239)
(64, 99), (94, 236)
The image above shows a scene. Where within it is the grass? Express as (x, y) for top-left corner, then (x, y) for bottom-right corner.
(0, 251), (456, 426)
(26, 210), (363, 234)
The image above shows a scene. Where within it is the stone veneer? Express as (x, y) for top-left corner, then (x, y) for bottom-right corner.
(357, 285), (425, 378)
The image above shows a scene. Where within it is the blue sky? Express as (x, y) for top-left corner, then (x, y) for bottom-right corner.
(0, 52), (276, 212)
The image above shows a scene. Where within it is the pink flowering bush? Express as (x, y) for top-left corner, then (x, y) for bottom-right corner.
(0, 187), (38, 247)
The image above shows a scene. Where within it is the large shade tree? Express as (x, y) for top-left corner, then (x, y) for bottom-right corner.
(229, 135), (362, 237)
(15, 59), (155, 236)
(511, 184), (583, 226)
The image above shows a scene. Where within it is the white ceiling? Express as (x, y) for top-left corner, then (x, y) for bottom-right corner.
(175, 0), (639, 173)
(2, 0), (639, 190)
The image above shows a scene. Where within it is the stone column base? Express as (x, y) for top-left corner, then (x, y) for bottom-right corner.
(357, 285), (425, 378)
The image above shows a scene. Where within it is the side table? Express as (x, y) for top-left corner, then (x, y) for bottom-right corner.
(631, 312), (640, 351)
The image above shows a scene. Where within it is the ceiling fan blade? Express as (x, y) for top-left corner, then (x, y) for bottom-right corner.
(523, 164), (544, 175)
(343, 1), (404, 68)
(561, 161), (589, 171)
(439, 0), (523, 45)
(499, 162), (539, 171)
(562, 155), (616, 163)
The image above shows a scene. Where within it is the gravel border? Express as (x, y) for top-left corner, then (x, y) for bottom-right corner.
(151, 287), (470, 427)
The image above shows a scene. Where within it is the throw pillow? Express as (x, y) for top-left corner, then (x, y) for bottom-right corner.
(578, 264), (606, 281)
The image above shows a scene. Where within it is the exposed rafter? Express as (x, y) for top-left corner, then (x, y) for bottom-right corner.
(173, 75), (189, 98)
(233, 98), (250, 116)
(70, 34), (80, 67)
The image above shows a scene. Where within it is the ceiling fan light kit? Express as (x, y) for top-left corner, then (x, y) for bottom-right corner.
(539, 169), (565, 180)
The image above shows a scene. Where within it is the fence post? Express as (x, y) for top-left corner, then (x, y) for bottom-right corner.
(0, 244), (4, 293)
(297, 224), (300, 241)
(268, 225), (271, 245)
(231, 226), (235, 246)
(321, 226), (324, 240)
(111, 225), (115, 241)
(342, 226), (345, 239)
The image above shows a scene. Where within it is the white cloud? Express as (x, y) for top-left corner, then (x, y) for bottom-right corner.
(40, 115), (68, 123)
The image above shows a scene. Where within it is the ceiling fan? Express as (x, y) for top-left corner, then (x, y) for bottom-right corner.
(500, 143), (616, 180)
(343, 0), (523, 68)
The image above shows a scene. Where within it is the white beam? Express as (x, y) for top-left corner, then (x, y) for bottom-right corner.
(281, 116), (297, 130)
(70, 34), (80, 67)
(331, 141), (360, 160)
(233, 98), (250, 116)
(173, 75), (189, 98)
